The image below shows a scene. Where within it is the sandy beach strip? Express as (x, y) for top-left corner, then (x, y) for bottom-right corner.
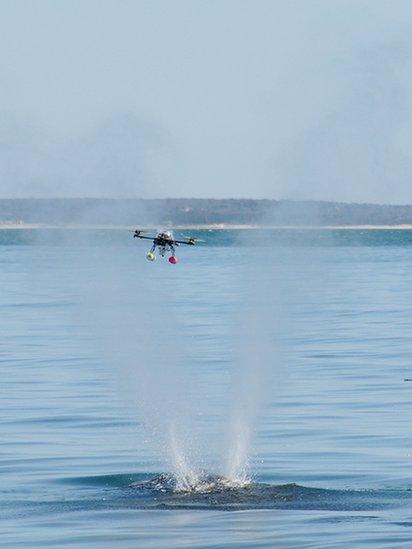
(3, 223), (412, 230)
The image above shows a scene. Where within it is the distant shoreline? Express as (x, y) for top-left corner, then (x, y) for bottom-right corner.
(3, 199), (412, 227)
(3, 223), (412, 230)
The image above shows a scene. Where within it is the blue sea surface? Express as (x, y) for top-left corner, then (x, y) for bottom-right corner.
(2, 229), (412, 547)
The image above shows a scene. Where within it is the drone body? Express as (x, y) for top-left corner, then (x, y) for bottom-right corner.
(133, 229), (200, 263)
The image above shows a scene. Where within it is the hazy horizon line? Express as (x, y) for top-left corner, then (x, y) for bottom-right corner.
(1, 197), (412, 207)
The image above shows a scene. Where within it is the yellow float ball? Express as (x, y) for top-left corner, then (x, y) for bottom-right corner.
(146, 251), (156, 261)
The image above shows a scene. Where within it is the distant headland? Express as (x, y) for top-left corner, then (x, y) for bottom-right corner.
(1, 198), (412, 228)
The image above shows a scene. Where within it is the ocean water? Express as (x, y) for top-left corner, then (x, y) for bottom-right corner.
(2, 229), (412, 547)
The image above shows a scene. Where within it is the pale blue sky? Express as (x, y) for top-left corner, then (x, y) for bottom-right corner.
(1, 0), (412, 201)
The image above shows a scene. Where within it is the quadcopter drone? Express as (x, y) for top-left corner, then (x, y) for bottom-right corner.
(132, 229), (202, 263)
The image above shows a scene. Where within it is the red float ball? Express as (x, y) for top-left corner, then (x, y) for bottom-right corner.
(169, 256), (178, 264)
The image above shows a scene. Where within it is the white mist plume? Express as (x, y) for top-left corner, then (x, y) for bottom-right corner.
(70, 232), (291, 487)
(69, 238), (203, 482)
(273, 41), (412, 204)
(0, 112), (170, 198)
(224, 244), (289, 482)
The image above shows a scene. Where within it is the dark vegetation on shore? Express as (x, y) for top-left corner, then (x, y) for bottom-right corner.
(1, 198), (412, 226)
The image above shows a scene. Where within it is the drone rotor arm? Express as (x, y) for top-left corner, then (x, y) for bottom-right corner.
(135, 235), (157, 240)
(173, 239), (199, 245)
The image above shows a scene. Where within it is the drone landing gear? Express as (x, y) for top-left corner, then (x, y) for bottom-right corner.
(146, 250), (177, 264)
(146, 244), (156, 261)
(168, 244), (178, 264)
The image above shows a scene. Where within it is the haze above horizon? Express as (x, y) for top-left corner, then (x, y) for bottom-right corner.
(1, 0), (412, 203)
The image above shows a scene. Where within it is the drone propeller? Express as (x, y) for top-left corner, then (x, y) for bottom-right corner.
(130, 229), (143, 238)
(130, 229), (157, 240)
(183, 236), (205, 242)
